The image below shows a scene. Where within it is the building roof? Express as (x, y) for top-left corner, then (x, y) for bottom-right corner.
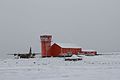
(53, 43), (81, 48)
(82, 49), (96, 52)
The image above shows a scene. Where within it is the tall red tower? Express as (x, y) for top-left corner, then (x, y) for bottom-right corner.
(40, 35), (52, 57)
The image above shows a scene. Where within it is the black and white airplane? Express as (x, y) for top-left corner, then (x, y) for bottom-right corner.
(8, 47), (40, 59)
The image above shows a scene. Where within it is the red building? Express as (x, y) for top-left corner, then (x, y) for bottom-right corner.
(49, 43), (82, 57)
(81, 50), (97, 56)
(40, 35), (97, 57)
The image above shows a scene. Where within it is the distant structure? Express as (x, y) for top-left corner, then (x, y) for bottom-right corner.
(81, 50), (97, 56)
(40, 35), (97, 57)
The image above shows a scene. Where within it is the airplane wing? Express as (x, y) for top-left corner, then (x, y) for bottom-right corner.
(8, 53), (40, 55)
(8, 53), (19, 55)
(8, 53), (28, 55)
(33, 53), (40, 55)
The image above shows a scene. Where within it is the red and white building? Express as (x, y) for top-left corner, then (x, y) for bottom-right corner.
(49, 43), (82, 57)
(81, 50), (97, 56)
(40, 35), (97, 57)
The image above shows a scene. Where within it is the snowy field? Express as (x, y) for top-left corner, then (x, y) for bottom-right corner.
(0, 54), (120, 80)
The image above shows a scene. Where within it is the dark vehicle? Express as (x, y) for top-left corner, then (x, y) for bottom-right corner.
(65, 55), (82, 61)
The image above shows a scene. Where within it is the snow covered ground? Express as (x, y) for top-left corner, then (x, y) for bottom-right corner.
(0, 54), (120, 80)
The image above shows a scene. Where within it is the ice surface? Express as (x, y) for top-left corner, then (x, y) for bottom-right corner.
(0, 54), (120, 80)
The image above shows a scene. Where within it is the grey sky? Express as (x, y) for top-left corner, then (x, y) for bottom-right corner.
(0, 0), (120, 58)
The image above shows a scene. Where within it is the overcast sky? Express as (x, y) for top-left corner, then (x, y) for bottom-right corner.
(0, 0), (120, 58)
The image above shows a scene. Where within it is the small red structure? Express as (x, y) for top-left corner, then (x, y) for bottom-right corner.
(81, 50), (97, 56)
(40, 35), (97, 57)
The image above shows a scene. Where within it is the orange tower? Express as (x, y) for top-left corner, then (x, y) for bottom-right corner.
(40, 35), (52, 57)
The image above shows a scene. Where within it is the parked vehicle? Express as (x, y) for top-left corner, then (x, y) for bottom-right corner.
(65, 54), (82, 61)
